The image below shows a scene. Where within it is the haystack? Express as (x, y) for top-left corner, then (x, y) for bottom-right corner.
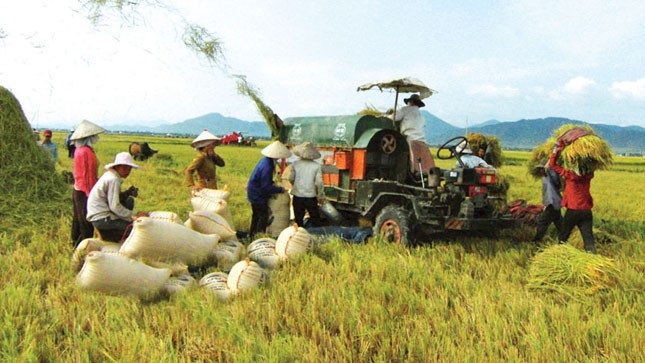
(0, 86), (67, 233)
(528, 124), (614, 179)
(527, 244), (620, 296)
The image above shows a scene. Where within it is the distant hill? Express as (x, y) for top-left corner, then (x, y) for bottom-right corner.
(102, 112), (643, 154)
(428, 116), (644, 154)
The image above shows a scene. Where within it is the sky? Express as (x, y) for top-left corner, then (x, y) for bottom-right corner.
(1, 0), (644, 129)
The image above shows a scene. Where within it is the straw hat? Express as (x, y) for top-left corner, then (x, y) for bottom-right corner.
(261, 141), (291, 159)
(456, 140), (473, 154)
(70, 120), (106, 141)
(104, 152), (141, 170)
(293, 141), (321, 160)
(192, 129), (221, 150)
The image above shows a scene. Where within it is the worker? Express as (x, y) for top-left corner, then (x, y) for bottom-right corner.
(185, 129), (225, 191)
(70, 120), (105, 246)
(455, 140), (495, 169)
(533, 160), (562, 242)
(87, 152), (147, 242)
(39, 129), (58, 163)
(247, 141), (291, 236)
(289, 141), (324, 228)
(549, 138), (596, 254)
(389, 93), (426, 143)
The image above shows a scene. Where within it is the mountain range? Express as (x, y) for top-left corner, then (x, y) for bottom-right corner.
(105, 111), (644, 154)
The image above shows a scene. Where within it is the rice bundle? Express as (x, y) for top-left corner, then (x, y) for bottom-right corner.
(193, 186), (230, 201)
(528, 124), (614, 179)
(527, 244), (620, 296)
(76, 251), (172, 299)
(148, 211), (184, 225)
(227, 259), (269, 294)
(119, 217), (220, 267)
(234, 75), (282, 140)
(247, 238), (281, 270)
(466, 133), (504, 168)
(275, 225), (312, 260)
(190, 196), (235, 229)
(184, 210), (237, 240)
(199, 272), (232, 300)
(71, 238), (121, 271)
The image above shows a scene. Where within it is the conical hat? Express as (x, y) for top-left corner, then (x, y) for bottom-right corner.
(261, 141), (291, 159)
(70, 120), (106, 140)
(293, 141), (321, 160)
(192, 129), (221, 149)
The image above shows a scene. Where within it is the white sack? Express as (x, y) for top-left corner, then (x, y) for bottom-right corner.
(227, 259), (269, 294)
(275, 225), (312, 260)
(200, 272), (232, 300)
(76, 251), (171, 298)
(213, 240), (245, 272)
(148, 211), (184, 225)
(247, 238), (280, 270)
(267, 192), (290, 238)
(71, 238), (121, 271)
(184, 210), (237, 240)
(190, 196), (235, 229)
(120, 217), (220, 267)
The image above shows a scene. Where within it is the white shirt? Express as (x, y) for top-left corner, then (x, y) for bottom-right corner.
(393, 105), (426, 142)
(289, 159), (323, 198)
(456, 154), (495, 169)
(87, 169), (134, 222)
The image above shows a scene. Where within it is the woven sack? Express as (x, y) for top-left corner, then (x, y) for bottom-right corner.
(267, 192), (290, 238)
(247, 238), (280, 270)
(200, 272), (232, 300)
(194, 186), (231, 201)
(190, 196), (235, 229)
(120, 217), (220, 267)
(213, 240), (245, 272)
(76, 251), (172, 298)
(227, 259), (269, 294)
(184, 210), (237, 240)
(71, 238), (121, 271)
(148, 211), (184, 225)
(162, 274), (196, 297)
(275, 225), (311, 260)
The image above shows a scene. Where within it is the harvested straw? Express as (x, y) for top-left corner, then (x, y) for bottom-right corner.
(0, 86), (67, 233)
(234, 75), (282, 140)
(528, 124), (614, 179)
(527, 244), (620, 296)
(466, 133), (504, 168)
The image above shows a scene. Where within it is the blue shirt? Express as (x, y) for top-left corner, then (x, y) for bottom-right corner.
(247, 157), (283, 204)
(41, 141), (58, 163)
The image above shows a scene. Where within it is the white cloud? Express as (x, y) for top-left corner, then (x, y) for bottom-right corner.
(467, 84), (519, 98)
(564, 77), (595, 94)
(610, 78), (645, 100)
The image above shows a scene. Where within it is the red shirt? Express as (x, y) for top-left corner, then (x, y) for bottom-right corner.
(549, 151), (594, 210)
(73, 145), (98, 196)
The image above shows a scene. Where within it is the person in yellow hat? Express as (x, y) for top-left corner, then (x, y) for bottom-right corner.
(185, 129), (225, 191)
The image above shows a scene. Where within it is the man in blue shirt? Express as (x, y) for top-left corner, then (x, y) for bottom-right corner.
(247, 141), (291, 236)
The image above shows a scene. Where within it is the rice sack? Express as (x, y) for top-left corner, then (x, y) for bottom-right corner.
(275, 225), (312, 261)
(184, 210), (237, 240)
(76, 251), (172, 298)
(247, 238), (280, 270)
(120, 217), (220, 267)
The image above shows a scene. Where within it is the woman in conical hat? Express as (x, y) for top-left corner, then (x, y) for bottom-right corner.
(185, 129), (225, 191)
(71, 119), (106, 247)
(289, 141), (323, 227)
(247, 141), (291, 236)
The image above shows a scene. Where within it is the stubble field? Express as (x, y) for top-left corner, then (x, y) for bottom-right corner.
(1, 133), (643, 362)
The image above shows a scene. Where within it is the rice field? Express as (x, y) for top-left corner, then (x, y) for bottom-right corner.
(1, 132), (643, 362)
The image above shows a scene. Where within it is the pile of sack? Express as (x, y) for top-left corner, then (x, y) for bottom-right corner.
(72, 186), (315, 301)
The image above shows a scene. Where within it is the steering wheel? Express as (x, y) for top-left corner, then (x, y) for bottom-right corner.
(436, 136), (467, 160)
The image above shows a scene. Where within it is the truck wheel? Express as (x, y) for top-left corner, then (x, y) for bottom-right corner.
(374, 205), (414, 246)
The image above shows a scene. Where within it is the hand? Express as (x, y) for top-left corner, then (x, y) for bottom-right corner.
(556, 138), (564, 150)
(135, 211), (149, 218)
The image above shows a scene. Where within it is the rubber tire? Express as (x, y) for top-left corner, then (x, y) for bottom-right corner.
(374, 205), (415, 247)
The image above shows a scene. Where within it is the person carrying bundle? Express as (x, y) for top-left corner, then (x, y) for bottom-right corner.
(549, 138), (596, 254)
(87, 152), (148, 242)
